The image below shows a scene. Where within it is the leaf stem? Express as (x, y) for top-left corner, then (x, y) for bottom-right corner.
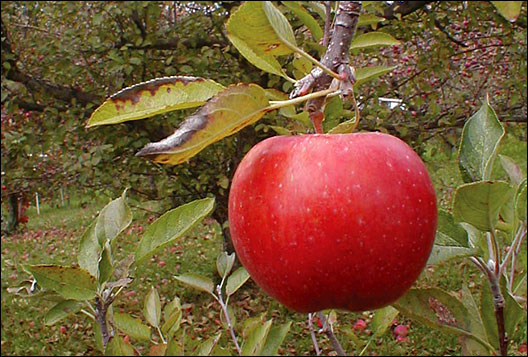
(500, 222), (526, 277)
(156, 326), (167, 345)
(317, 311), (346, 356)
(214, 286), (242, 356)
(308, 313), (321, 356)
(268, 88), (339, 111)
(289, 45), (341, 80)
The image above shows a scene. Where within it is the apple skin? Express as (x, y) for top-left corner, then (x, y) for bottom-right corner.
(228, 132), (437, 313)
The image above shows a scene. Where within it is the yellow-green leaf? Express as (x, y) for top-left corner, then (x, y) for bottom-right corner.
(144, 287), (161, 328)
(174, 273), (214, 294)
(350, 31), (400, 50)
(357, 13), (386, 28)
(105, 335), (135, 356)
(491, 1), (522, 22)
(226, 2), (295, 79)
(24, 265), (97, 301)
(136, 84), (269, 165)
(281, 1), (323, 41)
(113, 312), (151, 341)
(86, 76), (224, 127)
(44, 300), (84, 325)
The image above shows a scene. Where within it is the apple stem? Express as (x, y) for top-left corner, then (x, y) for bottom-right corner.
(308, 313), (321, 356)
(317, 311), (346, 356)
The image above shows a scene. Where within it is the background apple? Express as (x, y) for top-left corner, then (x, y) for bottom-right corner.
(228, 132), (437, 313)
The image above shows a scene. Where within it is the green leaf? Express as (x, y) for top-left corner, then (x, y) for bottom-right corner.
(260, 321), (292, 356)
(227, 35), (287, 78)
(281, 1), (323, 41)
(515, 179), (527, 221)
(87, 77), (224, 127)
(164, 296), (181, 322)
(144, 287), (161, 328)
(262, 1), (297, 46)
(136, 84), (269, 165)
(95, 189), (132, 246)
(167, 339), (183, 356)
(78, 190), (131, 279)
(427, 244), (479, 265)
(480, 280), (499, 349)
(24, 265), (97, 301)
(357, 13), (386, 28)
(428, 210), (479, 265)
(44, 300), (84, 325)
(135, 198), (215, 263)
(371, 306), (399, 338)
(174, 273), (214, 294)
(226, 1), (294, 79)
(77, 221), (102, 279)
(498, 155), (524, 185)
(161, 310), (182, 338)
(216, 252), (236, 278)
(491, 1), (522, 22)
(504, 287), (524, 340)
(327, 118), (357, 134)
(113, 312), (151, 341)
(459, 283), (493, 354)
(436, 210), (470, 247)
(226, 267), (250, 296)
(105, 335), (135, 356)
(458, 100), (505, 182)
(392, 288), (472, 336)
(242, 319), (273, 356)
(453, 181), (514, 231)
(269, 125), (292, 136)
(98, 242), (113, 285)
(354, 66), (396, 87)
(350, 32), (400, 50)
(94, 320), (104, 353)
(194, 332), (221, 356)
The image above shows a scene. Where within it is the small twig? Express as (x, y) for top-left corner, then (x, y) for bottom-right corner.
(433, 18), (468, 47)
(317, 311), (346, 356)
(214, 286), (242, 356)
(308, 313), (321, 356)
(500, 222), (526, 276)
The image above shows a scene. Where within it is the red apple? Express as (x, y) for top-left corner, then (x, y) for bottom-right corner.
(228, 133), (437, 313)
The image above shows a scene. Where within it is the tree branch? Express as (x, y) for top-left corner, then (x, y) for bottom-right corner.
(383, 1), (434, 20)
(290, 1), (362, 132)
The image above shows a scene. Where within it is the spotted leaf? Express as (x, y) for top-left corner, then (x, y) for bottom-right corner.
(136, 84), (269, 165)
(226, 1), (296, 79)
(86, 76), (224, 127)
(24, 265), (97, 301)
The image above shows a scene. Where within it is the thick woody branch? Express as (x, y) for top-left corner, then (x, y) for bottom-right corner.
(290, 1), (361, 132)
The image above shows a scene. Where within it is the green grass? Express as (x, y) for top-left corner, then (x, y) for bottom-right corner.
(1, 127), (527, 356)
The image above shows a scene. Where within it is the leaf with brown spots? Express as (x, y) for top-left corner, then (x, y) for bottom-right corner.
(392, 288), (473, 336)
(226, 1), (296, 80)
(86, 76), (224, 127)
(136, 84), (269, 165)
(23, 264), (97, 301)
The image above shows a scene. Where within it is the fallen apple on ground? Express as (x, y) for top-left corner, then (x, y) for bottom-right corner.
(228, 132), (437, 313)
